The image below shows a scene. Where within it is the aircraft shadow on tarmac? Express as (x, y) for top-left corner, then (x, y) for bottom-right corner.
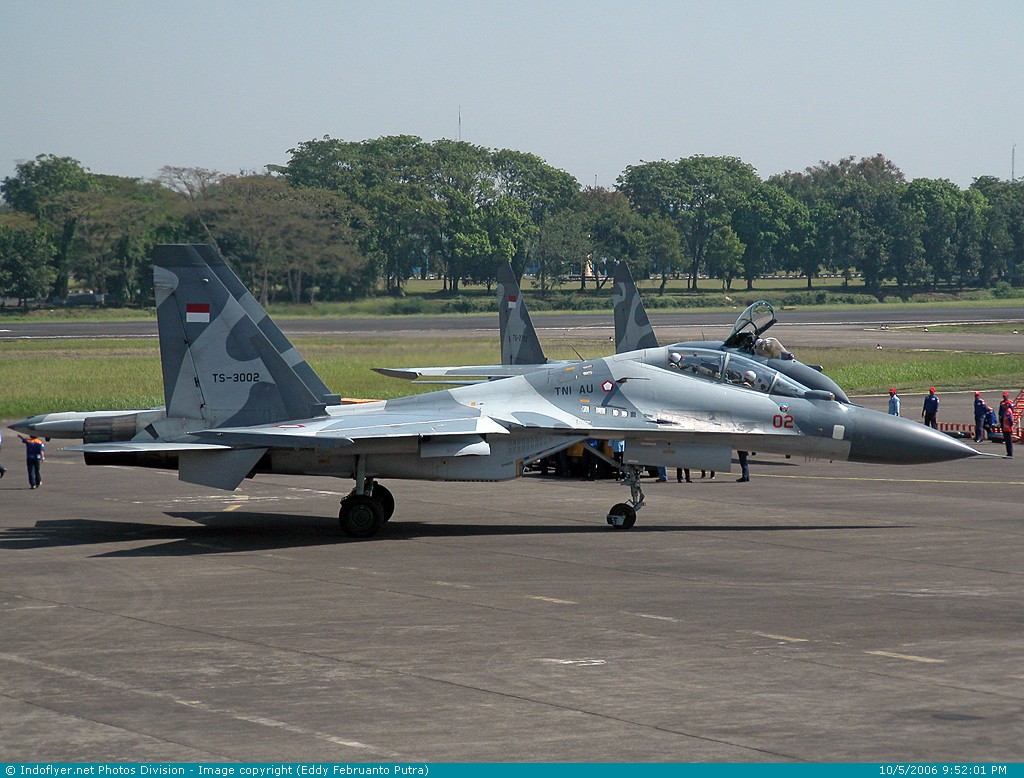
(0, 512), (905, 557)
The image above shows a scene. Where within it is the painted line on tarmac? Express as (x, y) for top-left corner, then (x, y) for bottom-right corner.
(865, 650), (945, 664)
(752, 631), (809, 643)
(0, 651), (392, 755)
(528, 595), (578, 605)
(630, 613), (679, 622)
(756, 473), (1024, 486)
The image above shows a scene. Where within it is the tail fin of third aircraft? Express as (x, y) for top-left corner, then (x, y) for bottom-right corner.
(153, 244), (327, 429)
(497, 263), (546, 365)
(612, 261), (659, 353)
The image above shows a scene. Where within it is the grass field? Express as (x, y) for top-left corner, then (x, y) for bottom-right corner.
(3, 335), (1024, 421)
(3, 272), (1024, 322)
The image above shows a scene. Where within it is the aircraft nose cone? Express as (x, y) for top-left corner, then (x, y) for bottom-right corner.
(847, 410), (979, 464)
(8, 416), (39, 436)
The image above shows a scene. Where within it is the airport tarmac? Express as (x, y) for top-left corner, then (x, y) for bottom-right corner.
(0, 400), (1021, 762)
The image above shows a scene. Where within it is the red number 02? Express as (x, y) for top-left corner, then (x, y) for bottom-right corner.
(772, 414), (795, 429)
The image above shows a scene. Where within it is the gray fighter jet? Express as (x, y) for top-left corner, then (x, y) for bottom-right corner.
(67, 244), (977, 539)
(610, 261), (851, 402)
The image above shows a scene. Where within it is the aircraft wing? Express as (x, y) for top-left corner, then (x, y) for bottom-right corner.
(190, 409), (510, 449)
(374, 362), (576, 384)
(65, 442), (232, 453)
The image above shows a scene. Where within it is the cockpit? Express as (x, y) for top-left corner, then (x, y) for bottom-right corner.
(664, 347), (830, 400)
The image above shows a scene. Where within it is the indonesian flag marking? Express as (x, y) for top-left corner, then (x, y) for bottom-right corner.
(506, 295), (518, 309)
(186, 303), (210, 323)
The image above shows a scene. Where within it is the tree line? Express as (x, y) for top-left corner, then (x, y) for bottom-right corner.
(2, 138), (1024, 308)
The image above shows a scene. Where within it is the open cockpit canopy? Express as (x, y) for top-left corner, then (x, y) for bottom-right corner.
(664, 347), (832, 400)
(722, 300), (777, 350)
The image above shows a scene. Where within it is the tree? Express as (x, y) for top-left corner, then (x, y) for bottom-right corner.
(69, 176), (189, 305)
(197, 175), (370, 303)
(952, 188), (987, 285)
(579, 187), (648, 289)
(643, 216), (684, 293)
(731, 183), (801, 290)
(971, 177), (1024, 286)
(533, 211), (588, 292)
(904, 178), (961, 286)
(705, 225), (745, 290)
(1, 154), (94, 298)
(0, 213), (56, 306)
(618, 156), (758, 290)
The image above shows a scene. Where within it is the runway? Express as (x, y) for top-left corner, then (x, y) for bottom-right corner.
(1, 411), (1021, 762)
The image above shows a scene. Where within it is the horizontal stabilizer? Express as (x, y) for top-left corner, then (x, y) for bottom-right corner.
(179, 447), (267, 490)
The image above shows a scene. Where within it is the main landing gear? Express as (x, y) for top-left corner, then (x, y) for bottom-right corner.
(339, 480), (394, 539)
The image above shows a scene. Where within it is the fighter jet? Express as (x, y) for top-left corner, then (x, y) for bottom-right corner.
(67, 244), (977, 539)
(374, 262), (578, 384)
(610, 261), (851, 402)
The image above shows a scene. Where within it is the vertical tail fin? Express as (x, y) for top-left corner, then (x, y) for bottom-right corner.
(497, 263), (547, 365)
(612, 261), (659, 353)
(194, 244), (341, 405)
(154, 245), (326, 428)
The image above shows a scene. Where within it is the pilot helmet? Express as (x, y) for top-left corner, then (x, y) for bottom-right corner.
(742, 370), (757, 384)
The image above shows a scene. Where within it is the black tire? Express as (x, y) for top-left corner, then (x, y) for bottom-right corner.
(607, 502), (636, 529)
(339, 495), (385, 538)
(371, 483), (396, 522)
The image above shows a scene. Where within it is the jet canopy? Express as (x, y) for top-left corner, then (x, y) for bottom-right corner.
(665, 347), (831, 400)
(722, 300), (777, 350)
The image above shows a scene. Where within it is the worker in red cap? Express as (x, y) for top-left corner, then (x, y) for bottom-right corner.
(998, 392), (1013, 450)
(888, 388), (901, 416)
(922, 387), (939, 429)
(974, 392), (987, 442)
(998, 392), (1015, 458)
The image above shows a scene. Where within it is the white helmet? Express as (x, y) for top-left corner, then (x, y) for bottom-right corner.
(743, 370), (757, 384)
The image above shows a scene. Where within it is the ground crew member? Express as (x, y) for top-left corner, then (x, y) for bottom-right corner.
(974, 392), (987, 442)
(18, 434), (45, 489)
(999, 393), (1014, 458)
(888, 388), (900, 416)
(922, 387), (939, 428)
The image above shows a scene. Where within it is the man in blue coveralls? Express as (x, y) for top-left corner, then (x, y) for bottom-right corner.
(922, 387), (939, 429)
(18, 434), (45, 489)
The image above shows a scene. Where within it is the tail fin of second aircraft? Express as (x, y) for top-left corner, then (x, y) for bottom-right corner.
(154, 244), (326, 429)
(612, 261), (659, 353)
(497, 263), (546, 365)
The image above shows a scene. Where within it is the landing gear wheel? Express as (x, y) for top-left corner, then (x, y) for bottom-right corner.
(339, 495), (385, 538)
(606, 502), (637, 529)
(370, 483), (395, 522)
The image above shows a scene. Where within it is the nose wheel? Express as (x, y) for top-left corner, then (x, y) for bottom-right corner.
(605, 464), (644, 530)
(606, 502), (636, 529)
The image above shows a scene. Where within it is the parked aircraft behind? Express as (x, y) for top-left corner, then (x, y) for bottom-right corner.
(65, 244), (976, 539)
(610, 262), (852, 403)
(374, 262), (578, 384)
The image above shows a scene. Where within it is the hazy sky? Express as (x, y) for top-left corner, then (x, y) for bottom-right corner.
(3, 1), (1024, 190)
